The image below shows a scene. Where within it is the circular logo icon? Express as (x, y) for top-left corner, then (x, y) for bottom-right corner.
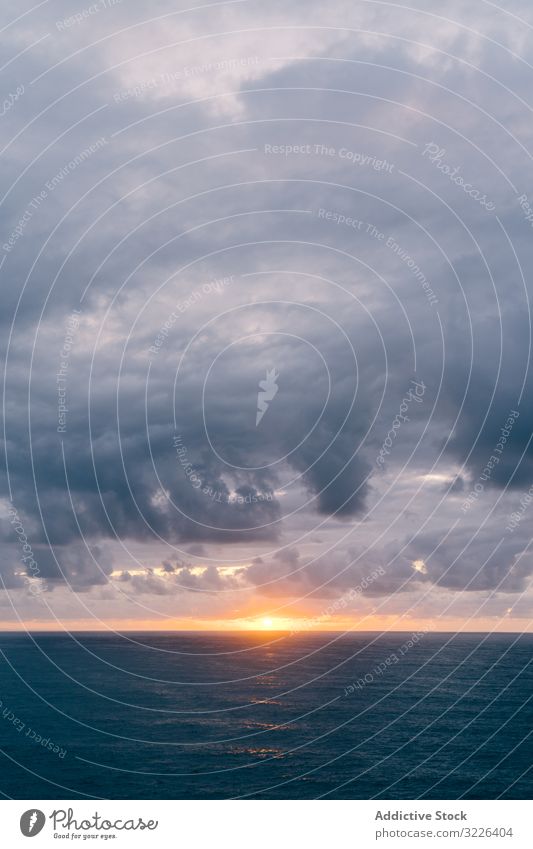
(20, 810), (46, 837)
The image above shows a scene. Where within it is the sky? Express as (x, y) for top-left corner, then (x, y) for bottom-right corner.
(1, 0), (533, 632)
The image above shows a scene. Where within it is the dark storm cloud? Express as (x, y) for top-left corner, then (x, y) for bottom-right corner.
(243, 545), (419, 598)
(0, 537), (112, 592)
(140, 540), (424, 599)
(0, 546), (28, 591)
(1, 0), (533, 607)
(403, 525), (533, 593)
(444, 369), (533, 490)
(166, 522), (533, 598)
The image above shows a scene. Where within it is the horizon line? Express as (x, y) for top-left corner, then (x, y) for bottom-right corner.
(0, 628), (530, 635)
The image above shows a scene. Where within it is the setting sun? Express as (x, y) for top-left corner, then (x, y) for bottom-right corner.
(237, 615), (296, 631)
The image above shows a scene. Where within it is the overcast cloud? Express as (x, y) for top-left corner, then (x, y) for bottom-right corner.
(1, 0), (532, 629)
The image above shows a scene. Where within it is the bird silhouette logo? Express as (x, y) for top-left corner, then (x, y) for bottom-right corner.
(20, 809), (46, 837)
(256, 369), (279, 426)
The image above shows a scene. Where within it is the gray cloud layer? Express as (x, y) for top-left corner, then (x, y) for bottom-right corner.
(1, 0), (533, 621)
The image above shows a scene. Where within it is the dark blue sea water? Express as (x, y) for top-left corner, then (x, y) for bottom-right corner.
(0, 631), (530, 799)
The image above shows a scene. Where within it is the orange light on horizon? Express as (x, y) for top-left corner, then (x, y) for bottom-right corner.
(0, 615), (529, 634)
(237, 615), (294, 631)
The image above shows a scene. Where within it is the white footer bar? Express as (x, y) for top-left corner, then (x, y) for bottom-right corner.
(3, 799), (531, 848)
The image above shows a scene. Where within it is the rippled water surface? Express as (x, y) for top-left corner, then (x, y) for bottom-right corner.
(0, 631), (531, 799)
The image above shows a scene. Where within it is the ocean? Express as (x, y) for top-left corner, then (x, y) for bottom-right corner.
(0, 631), (530, 799)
